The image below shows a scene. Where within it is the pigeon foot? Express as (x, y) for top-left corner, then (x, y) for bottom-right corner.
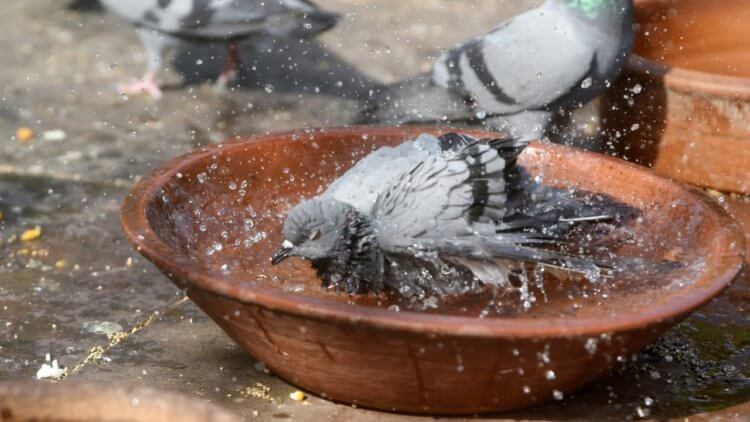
(118, 71), (162, 99)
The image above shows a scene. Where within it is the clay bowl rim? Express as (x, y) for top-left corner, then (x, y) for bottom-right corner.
(120, 126), (746, 339)
(631, 0), (750, 100)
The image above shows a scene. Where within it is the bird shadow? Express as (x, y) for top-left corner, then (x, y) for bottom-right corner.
(67, 0), (104, 13)
(172, 36), (381, 101)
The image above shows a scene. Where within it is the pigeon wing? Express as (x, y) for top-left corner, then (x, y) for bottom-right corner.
(325, 137), (436, 214)
(373, 134), (627, 286)
(373, 135), (524, 244)
(432, 5), (597, 114)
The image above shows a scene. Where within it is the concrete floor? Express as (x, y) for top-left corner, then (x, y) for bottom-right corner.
(0, 0), (748, 420)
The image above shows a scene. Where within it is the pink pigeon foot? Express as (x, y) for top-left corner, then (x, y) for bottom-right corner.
(215, 68), (238, 89)
(118, 71), (162, 99)
(215, 43), (241, 91)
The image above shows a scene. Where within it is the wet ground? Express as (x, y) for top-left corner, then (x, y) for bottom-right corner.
(1, 0), (748, 420)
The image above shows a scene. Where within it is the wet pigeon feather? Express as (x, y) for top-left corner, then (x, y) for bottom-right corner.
(276, 133), (635, 294)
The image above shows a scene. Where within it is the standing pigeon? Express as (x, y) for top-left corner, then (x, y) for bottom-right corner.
(363, 0), (634, 142)
(101, 0), (339, 98)
(271, 133), (634, 296)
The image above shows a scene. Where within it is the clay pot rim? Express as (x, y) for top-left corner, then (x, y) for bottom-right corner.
(121, 126), (746, 338)
(627, 55), (750, 100)
(631, 0), (750, 99)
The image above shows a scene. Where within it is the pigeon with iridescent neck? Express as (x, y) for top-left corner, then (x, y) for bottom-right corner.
(363, 0), (634, 142)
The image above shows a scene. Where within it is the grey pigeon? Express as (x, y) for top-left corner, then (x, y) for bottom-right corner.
(101, 0), (339, 98)
(363, 0), (634, 142)
(272, 133), (635, 296)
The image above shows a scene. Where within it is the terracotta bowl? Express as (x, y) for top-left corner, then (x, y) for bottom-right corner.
(602, 0), (750, 194)
(0, 382), (239, 422)
(121, 126), (745, 414)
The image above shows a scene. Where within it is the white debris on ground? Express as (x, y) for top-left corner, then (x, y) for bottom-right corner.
(84, 321), (124, 336)
(42, 129), (66, 141)
(36, 353), (65, 380)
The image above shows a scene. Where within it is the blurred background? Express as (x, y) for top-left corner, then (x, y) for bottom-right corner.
(0, 0), (537, 185)
(1, 1), (748, 421)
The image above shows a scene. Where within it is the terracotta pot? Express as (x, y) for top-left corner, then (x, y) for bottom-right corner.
(0, 382), (239, 422)
(601, 0), (750, 193)
(121, 126), (745, 414)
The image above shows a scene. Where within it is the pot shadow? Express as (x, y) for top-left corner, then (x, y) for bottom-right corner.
(67, 0), (104, 13)
(171, 36), (381, 102)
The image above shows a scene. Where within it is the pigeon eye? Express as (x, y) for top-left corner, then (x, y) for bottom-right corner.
(309, 229), (321, 241)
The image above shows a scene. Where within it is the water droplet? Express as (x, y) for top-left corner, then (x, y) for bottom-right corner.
(581, 77), (593, 89)
(537, 348), (550, 364)
(206, 242), (223, 256)
(176, 172), (183, 179)
(636, 406), (650, 418)
(552, 390), (564, 400)
(522, 385), (531, 394)
(631, 84), (643, 94)
(545, 370), (556, 380)
(197, 172), (208, 183)
(264, 84), (274, 93)
(630, 123), (640, 131)
(644, 397), (654, 406)
(585, 338), (598, 354)
(475, 110), (488, 120)
(228, 181), (237, 190)
(387, 305), (400, 312)
(199, 224), (207, 232)
(303, 22), (312, 30)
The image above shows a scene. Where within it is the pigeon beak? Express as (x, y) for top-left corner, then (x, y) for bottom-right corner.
(271, 240), (294, 265)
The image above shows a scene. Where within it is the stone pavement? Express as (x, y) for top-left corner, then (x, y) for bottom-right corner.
(1, 1), (748, 420)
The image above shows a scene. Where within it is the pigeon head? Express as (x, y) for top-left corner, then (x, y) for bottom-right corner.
(272, 198), (352, 264)
(272, 197), (383, 293)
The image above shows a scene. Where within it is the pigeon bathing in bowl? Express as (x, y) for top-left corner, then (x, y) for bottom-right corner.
(101, 0), (339, 98)
(272, 133), (636, 296)
(363, 0), (634, 142)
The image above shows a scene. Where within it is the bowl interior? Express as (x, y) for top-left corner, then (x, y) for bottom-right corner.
(131, 127), (743, 326)
(634, 0), (750, 78)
